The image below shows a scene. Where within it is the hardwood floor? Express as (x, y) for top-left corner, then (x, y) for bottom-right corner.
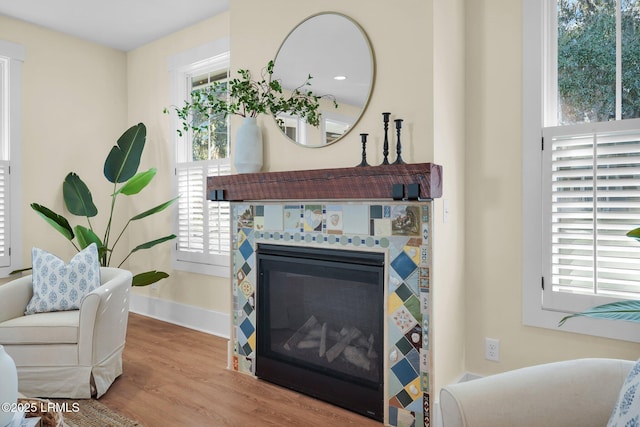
(99, 313), (382, 426)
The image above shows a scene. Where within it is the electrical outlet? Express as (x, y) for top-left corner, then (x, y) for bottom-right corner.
(485, 337), (500, 362)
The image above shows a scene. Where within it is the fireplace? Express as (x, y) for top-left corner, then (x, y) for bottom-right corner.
(227, 200), (433, 427)
(255, 243), (385, 421)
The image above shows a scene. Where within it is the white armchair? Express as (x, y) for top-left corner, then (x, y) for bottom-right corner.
(440, 358), (635, 427)
(0, 267), (132, 399)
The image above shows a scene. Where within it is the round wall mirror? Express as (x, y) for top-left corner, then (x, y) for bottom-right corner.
(272, 12), (375, 148)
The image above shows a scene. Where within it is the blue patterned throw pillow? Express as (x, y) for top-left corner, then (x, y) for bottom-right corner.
(24, 243), (101, 315)
(608, 359), (640, 427)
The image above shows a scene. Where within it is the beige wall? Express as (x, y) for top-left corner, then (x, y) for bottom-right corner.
(125, 13), (231, 314)
(433, 0), (467, 391)
(0, 16), (127, 269)
(464, 0), (640, 376)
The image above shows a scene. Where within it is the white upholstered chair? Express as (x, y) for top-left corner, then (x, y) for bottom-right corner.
(0, 267), (132, 398)
(440, 358), (635, 427)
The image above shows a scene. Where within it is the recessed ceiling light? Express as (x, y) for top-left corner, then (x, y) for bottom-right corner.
(333, 75), (347, 81)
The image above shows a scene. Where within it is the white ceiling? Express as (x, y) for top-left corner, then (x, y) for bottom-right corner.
(0, 0), (229, 51)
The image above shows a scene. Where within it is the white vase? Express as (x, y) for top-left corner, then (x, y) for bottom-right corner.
(0, 345), (17, 427)
(234, 117), (263, 173)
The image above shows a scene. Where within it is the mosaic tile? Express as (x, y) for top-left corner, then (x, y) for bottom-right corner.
(373, 218), (392, 237)
(384, 206), (392, 218)
(391, 357), (418, 386)
(239, 280), (253, 299)
(254, 216), (265, 231)
(406, 348), (421, 374)
(420, 247), (429, 267)
(420, 292), (429, 315)
(283, 205), (301, 231)
(342, 205), (369, 235)
(389, 396), (403, 409)
(370, 205), (383, 219)
(405, 295), (422, 324)
(421, 371), (430, 393)
(242, 341), (253, 357)
(236, 355), (253, 375)
(255, 205), (264, 217)
(395, 283), (414, 301)
(243, 301), (254, 316)
(405, 270), (420, 296)
(396, 408), (417, 427)
(304, 205), (323, 232)
(391, 251), (418, 280)
(388, 292), (404, 316)
(420, 351), (430, 387)
(422, 317), (430, 349)
(396, 336), (414, 356)
(391, 205), (421, 236)
(423, 394), (430, 427)
(239, 317), (255, 339)
(388, 367), (405, 397)
(237, 206), (254, 228)
(395, 389), (413, 407)
(404, 325), (422, 352)
(391, 305), (418, 335)
(404, 245), (421, 266)
(421, 222), (429, 241)
(405, 375), (422, 399)
(239, 239), (254, 261)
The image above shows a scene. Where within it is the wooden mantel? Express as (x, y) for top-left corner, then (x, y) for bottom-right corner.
(207, 163), (442, 201)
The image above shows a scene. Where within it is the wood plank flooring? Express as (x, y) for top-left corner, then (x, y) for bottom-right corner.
(99, 313), (382, 426)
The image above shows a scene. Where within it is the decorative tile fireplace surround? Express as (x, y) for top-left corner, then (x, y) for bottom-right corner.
(208, 163), (442, 427)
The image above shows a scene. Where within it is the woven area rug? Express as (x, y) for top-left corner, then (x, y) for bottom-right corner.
(51, 399), (142, 427)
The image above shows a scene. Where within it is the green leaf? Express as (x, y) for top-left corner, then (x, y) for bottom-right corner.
(10, 267), (33, 275)
(104, 123), (146, 183)
(31, 203), (74, 240)
(558, 300), (640, 326)
(131, 197), (179, 221)
(131, 234), (177, 253)
(63, 173), (98, 217)
(116, 168), (157, 196)
(627, 227), (640, 242)
(74, 226), (108, 265)
(73, 225), (103, 249)
(132, 270), (170, 286)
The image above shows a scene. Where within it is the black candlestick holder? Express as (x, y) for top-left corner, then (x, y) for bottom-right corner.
(381, 112), (391, 165)
(393, 119), (405, 164)
(358, 133), (370, 167)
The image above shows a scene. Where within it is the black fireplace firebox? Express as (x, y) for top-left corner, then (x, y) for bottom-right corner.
(256, 244), (385, 421)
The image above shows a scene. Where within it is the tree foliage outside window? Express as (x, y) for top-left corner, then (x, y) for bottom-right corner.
(558, 0), (640, 124)
(190, 72), (228, 161)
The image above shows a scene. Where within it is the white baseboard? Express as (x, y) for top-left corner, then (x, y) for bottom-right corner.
(129, 293), (230, 339)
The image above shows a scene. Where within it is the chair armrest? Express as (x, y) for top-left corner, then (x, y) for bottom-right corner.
(78, 268), (132, 366)
(0, 275), (34, 323)
(440, 358), (634, 427)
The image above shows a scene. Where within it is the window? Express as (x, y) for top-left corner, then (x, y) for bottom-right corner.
(0, 41), (23, 277)
(523, 0), (640, 341)
(168, 39), (231, 277)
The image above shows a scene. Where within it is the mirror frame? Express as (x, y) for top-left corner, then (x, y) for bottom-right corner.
(272, 12), (375, 148)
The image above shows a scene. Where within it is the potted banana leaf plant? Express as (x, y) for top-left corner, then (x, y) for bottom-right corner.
(28, 122), (177, 286)
(559, 227), (640, 326)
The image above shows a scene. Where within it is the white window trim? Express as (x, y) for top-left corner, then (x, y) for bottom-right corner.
(0, 40), (23, 278)
(168, 38), (230, 278)
(522, 1), (640, 342)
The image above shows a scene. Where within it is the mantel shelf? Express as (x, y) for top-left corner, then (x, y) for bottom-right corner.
(207, 163), (442, 202)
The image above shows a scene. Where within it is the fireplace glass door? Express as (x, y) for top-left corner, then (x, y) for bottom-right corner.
(256, 244), (384, 421)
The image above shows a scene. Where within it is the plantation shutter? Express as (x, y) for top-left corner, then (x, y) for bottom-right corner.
(0, 161), (10, 267)
(175, 159), (230, 266)
(543, 119), (640, 311)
